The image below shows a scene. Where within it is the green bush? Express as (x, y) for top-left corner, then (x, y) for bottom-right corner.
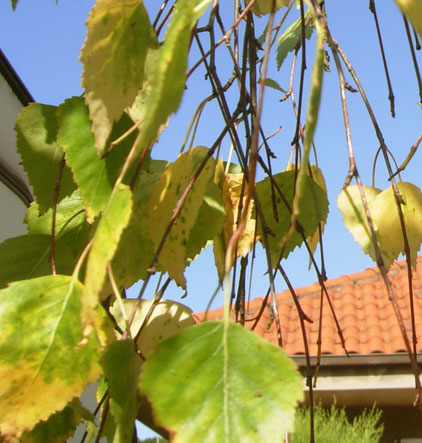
(290, 401), (384, 443)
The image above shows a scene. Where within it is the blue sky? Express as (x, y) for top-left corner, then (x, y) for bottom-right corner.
(1, 0), (422, 315)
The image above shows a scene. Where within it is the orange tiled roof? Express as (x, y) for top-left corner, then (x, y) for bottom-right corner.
(195, 258), (422, 356)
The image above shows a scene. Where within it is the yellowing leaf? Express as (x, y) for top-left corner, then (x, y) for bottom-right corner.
(81, 0), (159, 152)
(20, 403), (84, 443)
(83, 184), (133, 336)
(111, 299), (195, 358)
(338, 182), (422, 269)
(0, 275), (101, 438)
(245, 0), (289, 16)
(111, 161), (168, 289)
(337, 185), (381, 260)
(370, 182), (422, 268)
(128, 0), (211, 160)
(147, 147), (216, 288)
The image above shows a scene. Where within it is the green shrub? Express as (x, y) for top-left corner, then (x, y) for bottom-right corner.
(290, 401), (384, 443)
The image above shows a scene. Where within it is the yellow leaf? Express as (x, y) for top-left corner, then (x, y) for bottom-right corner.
(394, 0), (422, 38)
(111, 299), (195, 357)
(337, 184), (381, 260)
(222, 173), (258, 260)
(370, 182), (422, 268)
(338, 182), (422, 269)
(147, 147), (215, 288)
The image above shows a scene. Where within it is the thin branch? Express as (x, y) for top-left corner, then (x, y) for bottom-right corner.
(369, 0), (395, 117)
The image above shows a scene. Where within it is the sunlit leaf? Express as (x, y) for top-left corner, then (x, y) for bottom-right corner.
(370, 182), (422, 268)
(140, 321), (303, 442)
(337, 185), (381, 261)
(81, 0), (159, 152)
(102, 340), (141, 443)
(25, 190), (90, 258)
(276, 12), (314, 70)
(222, 173), (258, 262)
(110, 299), (195, 358)
(147, 147), (216, 288)
(83, 184), (132, 335)
(244, 0), (289, 16)
(15, 103), (76, 213)
(20, 403), (83, 443)
(0, 275), (102, 438)
(338, 183), (422, 269)
(0, 234), (74, 289)
(286, 165), (327, 265)
(130, 0), (211, 159)
(185, 179), (225, 262)
(394, 0), (422, 37)
(57, 97), (137, 222)
(11, 0), (18, 10)
(111, 160), (168, 289)
(256, 170), (328, 266)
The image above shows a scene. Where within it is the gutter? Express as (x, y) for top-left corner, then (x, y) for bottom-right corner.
(0, 48), (34, 106)
(292, 353), (422, 367)
(0, 48), (34, 207)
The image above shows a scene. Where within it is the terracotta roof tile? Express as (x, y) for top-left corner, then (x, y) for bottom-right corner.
(195, 258), (422, 356)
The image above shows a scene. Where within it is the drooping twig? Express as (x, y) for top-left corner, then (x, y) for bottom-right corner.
(402, 14), (422, 105)
(369, 0), (395, 117)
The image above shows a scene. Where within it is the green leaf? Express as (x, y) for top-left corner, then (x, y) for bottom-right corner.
(81, 0), (159, 153)
(25, 190), (90, 258)
(11, 0), (18, 10)
(15, 103), (76, 213)
(140, 321), (303, 442)
(185, 179), (225, 261)
(130, 0), (211, 160)
(276, 12), (314, 70)
(255, 170), (328, 266)
(337, 185), (381, 263)
(245, 0), (289, 17)
(83, 183), (133, 334)
(0, 234), (74, 289)
(0, 275), (102, 438)
(20, 403), (83, 443)
(110, 299), (195, 358)
(111, 160), (167, 288)
(146, 147), (216, 288)
(262, 77), (286, 93)
(57, 97), (137, 222)
(103, 340), (141, 443)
